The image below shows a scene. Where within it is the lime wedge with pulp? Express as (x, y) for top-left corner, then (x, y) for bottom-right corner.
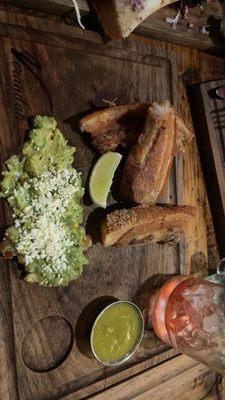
(89, 152), (122, 208)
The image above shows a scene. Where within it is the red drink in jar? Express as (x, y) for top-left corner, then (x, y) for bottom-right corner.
(151, 275), (225, 373)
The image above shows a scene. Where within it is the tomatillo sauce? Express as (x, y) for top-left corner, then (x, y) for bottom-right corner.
(91, 302), (143, 364)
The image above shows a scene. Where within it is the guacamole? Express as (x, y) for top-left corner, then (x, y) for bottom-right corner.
(0, 116), (88, 287)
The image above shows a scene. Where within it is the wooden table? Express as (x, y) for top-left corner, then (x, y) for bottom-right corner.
(0, 5), (225, 400)
(87, 355), (225, 400)
(5, 0), (225, 52)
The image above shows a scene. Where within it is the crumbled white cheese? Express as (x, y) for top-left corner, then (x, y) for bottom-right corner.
(23, 182), (30, 189)
(14, 167), (82, 278)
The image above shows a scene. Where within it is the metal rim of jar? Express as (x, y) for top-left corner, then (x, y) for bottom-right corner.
(90, 300), (144, 367)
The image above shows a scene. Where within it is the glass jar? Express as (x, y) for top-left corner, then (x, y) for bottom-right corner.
(151, 274), (225, 374)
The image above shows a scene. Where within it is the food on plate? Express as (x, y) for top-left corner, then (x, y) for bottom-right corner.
(91, 301), (143, 365)
(120, 101), (192, 204)
(89, 151), (122, 208)
(0, 116), (88, 287)
(101, 204), (196, 246)
(79, 103), (149, 153)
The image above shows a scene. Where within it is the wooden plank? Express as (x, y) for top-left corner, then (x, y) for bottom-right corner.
(5, 0), (89, 14)
(5, 0), (224, 52)
(136, 0), (223, 52)
(88, 355), (223, 400)
(60, 349), (180, 400)
(137, 37), (224, 271)
(0, 9), (223, 400)
(198, 52), (225, 269)
(0, 34), (19, 399)
(189, 78), (225, 258)
(0, 261), (18, 400)
(0, 11), (188, 400)
(133, 38), (209, 276)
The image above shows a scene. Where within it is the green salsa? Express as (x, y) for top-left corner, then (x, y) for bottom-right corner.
(0, 116), (88, 287)
(91, 302), (143, 364)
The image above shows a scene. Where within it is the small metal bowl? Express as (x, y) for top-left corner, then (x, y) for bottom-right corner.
(90, 300), (144, 366)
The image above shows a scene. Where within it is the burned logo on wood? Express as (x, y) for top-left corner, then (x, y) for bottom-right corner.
(10, 48), (52, 119)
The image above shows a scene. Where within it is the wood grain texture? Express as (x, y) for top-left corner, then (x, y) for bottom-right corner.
(0, 261), (18, 400)
(6, 0), (224, 52)
(0, 35), (19, 400)
(0, 12), (181, 400)
(135, 39), (208, 276)
(87, 354), (224, 400)
(189, 78), (225, 258)
(0, 8), (223, 400)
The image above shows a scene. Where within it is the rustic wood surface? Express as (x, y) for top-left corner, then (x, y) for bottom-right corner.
(87, 354), (225, 400)
(189, 78), (225, 258)
(5, 0), (224, 52)
(0, 8), (223, 400)
(0, 11), (178, 400)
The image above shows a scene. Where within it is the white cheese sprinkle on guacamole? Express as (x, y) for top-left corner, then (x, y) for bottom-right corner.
(0, 116), (88, 287)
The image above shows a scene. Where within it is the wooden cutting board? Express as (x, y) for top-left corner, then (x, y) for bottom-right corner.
(0, 10), (208, 400)
(189, 79), (225, 258)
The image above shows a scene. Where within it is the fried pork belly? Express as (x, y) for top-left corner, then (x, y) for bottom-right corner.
(101, 204), (196, 246)
(79, 103), (150, 153)
(120, 101), (192, 204)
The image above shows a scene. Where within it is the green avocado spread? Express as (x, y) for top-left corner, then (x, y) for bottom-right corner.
(91, 302), (143, 364)
(0, 116), (88, 287)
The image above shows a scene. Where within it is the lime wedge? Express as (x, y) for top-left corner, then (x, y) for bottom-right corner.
(89, 152), (122, 208)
